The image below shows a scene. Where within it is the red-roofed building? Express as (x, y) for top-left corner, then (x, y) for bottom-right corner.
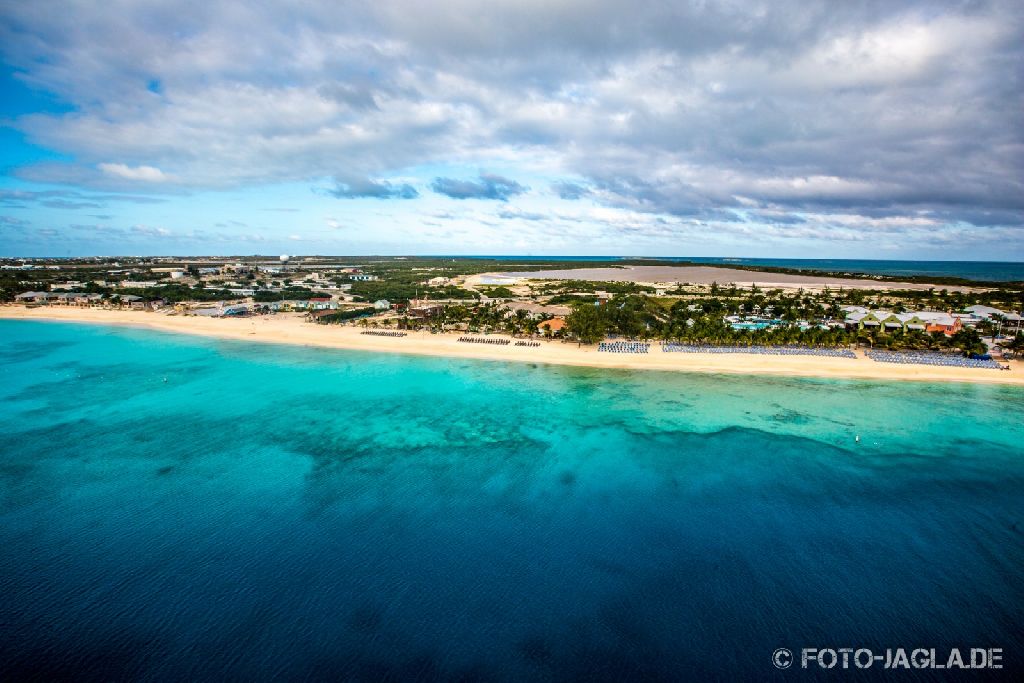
(538, 318), (566, 335)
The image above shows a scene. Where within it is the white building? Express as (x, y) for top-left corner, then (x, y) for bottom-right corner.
(963, 305), (1023, 333)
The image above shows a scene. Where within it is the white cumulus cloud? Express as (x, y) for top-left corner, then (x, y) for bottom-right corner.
(99, 163), (172, 183)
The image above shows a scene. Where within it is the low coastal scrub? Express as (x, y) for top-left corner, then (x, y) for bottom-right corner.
(312, 307), (376, 324)
(349, 281), (477, 303)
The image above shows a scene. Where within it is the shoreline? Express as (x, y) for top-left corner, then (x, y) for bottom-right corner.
(3, 306), (1022, 386)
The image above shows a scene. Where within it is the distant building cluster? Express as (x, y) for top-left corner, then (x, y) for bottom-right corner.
(15, 291), (148, 309)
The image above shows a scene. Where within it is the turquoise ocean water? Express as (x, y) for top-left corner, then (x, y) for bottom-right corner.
(1, 320), (1023, 680)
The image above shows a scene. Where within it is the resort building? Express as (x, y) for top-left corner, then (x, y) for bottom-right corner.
(13, 291), (105, 306)
(116, 295), (145, 309)
(504, 301), (572, 317)
(843, 307), (962, 335)
(538, 318), (566, 335)
(309, 297), (337, 310)
(921, 312), (962, 335)
(408, 299), (444, 318)
(268, 299), (338, 312)
(14, 291), (54, 303)
(962, 305), (1023, 333)
(268, 300), (307, 312)
(61, 293), (104, 306)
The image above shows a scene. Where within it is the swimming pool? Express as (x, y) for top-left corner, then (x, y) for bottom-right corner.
(730, 320), (779, 330)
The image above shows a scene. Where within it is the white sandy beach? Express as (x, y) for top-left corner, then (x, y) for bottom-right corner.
(3, 306), (1021, 386)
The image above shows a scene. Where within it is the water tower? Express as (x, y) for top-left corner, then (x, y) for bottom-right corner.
(280, 254), (290, 272)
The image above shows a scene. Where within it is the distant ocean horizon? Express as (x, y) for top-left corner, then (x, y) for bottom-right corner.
(2, 320), (1023, 680)
(13, 255), (1023, 282)
(449, 256), (1024, 282)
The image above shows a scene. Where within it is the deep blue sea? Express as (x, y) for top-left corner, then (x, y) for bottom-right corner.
(459, 256), (1024, 282)
(2, 320), (1023, 681)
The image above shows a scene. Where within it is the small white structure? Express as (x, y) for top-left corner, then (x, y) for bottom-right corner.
(374, 299), (391, 311)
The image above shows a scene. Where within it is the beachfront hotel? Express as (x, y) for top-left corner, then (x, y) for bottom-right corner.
(843, 306), (963, 335)
(962, 305), (1024, 334)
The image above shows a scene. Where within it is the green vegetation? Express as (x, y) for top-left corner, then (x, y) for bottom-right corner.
(349, 280), (477, 303)
(313, 307), (376, 323)
(118, 284), (235, 303)
(559, 293), (1006, 356)
(0, 273), (34, 302)
(536, 279), (656, 296)
(355, 302), (542, 337)
(546, 294), (603, 305)
(480, 286), (515, 298)
(565, 305), (606, 344)
(1005, 332), (1024, 357)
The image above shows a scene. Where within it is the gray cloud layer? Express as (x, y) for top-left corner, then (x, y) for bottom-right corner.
(0, 189), (165, 208)
(431, 174), (527, 201)
(1, 0), (1022, 243)
(326, 177), (419, 199)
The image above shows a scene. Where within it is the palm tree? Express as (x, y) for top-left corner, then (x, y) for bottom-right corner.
(1003, 332), (1024, 358)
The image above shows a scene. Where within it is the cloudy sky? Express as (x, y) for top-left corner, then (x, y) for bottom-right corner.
(1, 0), (1022, 258)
